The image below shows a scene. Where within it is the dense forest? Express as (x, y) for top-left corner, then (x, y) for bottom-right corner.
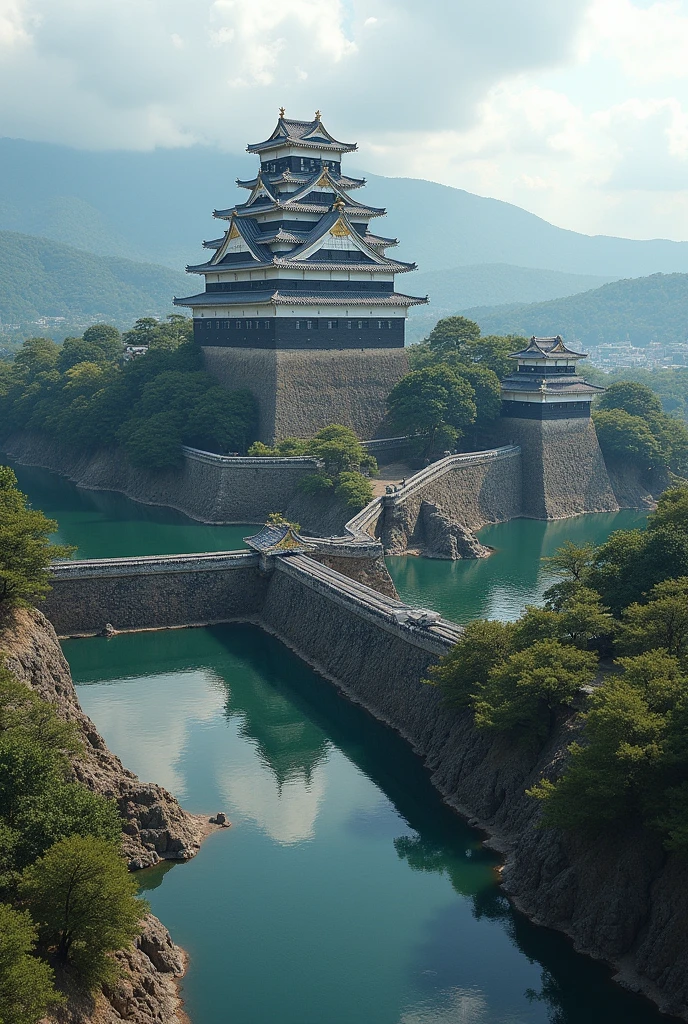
(0, 320), (258, 469)
(0, 231), (188, 332)
(429, 486), (688, 855)
(468, 272), (688, 347)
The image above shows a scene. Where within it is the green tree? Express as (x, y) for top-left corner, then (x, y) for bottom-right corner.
(427, 316), (481, 354)
(557, 587), (614, 650)
(12, 339), (59, 380)
(20, 835), (146, 987)
(425, 619), (515, 708)
(473, 640), (597, 740)
(334, 471), (374, 510)
(57, 339), (107, 373)
(0, 903), (61, 1024)
(598, 381), (664, 420)
(0, 467), (75, 607)
(530, 652), (685, 833)
(118, 412), (183, 470)
(82, 324), (122, 362)
(593, 408), (664, 465)
(617, 578), (688, 661)
(122, 317), (160, 348)
(387, 365), (477, 458)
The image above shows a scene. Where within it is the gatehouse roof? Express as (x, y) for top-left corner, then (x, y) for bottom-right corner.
(244, 522), (314, 554)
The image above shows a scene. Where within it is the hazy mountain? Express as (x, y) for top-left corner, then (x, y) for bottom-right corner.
(3, 138), (688, 279)
(0, 230), (188, 333)
(465, 273), (688, 347)
(405, 263), (615, 343)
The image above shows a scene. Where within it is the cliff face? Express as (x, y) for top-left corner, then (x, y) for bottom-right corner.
(0, 607), (206, 870)
(0, 608), (202, 1024)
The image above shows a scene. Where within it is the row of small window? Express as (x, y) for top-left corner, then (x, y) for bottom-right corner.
(200, 319), (397, 330)
(295, 319), (396, 330)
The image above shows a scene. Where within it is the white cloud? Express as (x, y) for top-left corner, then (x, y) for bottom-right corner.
(5, 0), (688, 237)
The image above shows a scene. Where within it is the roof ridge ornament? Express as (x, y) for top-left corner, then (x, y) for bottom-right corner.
(315, 109), (321, 121)
(279, 106), (285, 117)
(333, 197), (346, 211)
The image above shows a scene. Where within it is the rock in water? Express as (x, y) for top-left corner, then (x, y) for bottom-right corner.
(417, 501), (491, 559)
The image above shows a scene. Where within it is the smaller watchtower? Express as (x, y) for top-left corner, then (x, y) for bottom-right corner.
(499, 336), (618, 518)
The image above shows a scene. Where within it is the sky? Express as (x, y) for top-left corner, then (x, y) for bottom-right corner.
(3, 0), (688, 241)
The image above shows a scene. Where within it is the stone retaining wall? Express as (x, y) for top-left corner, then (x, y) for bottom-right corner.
(2, 433), (318, 525)
(43, 553), (268, 635)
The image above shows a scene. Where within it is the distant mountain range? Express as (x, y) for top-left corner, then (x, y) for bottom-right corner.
(466, 273), (688, 347)
(405, 264), (614, 343)
(0, 231), (187, 334)
(3, 137), (688, 279)
(4, 136), (688, 347)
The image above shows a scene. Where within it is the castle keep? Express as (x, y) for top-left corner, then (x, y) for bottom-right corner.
(175, 110), (426, 442)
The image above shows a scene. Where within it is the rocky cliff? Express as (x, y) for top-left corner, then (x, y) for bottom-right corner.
(0, 607), (205, 1023)
(0, 607), (207, 870)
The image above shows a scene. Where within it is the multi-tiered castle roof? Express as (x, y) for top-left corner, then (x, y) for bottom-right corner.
(501, 335), (603, 419)
(175, 111), (427, 349)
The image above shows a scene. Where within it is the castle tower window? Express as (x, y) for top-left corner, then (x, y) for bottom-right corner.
(295, 320), (301, 330)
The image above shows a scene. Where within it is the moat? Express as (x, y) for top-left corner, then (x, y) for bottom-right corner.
(9, 460), (665, 1023)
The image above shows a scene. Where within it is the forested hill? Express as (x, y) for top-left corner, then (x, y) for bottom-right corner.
(0, 230), (189, 330)
(467, 273), (688, 347)
(4, 136), (688, 278)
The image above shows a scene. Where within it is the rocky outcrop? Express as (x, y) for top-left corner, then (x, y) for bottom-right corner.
(0, 607), (207, 870)
(416, 500), (491, 559)
(47, 915), (188, 1024)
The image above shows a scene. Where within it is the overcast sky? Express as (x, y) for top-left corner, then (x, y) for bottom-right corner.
(3, 0), (688, 241)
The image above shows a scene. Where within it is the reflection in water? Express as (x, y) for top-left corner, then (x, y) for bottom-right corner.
(67, 624), (666, 1024)
(388, 510), (648, 623)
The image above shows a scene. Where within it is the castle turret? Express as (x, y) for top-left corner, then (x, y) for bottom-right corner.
(174, 111), (427, 442)
(499, 336), (618, 518)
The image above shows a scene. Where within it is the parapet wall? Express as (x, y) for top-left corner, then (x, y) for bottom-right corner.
(375, 446), (523, 554)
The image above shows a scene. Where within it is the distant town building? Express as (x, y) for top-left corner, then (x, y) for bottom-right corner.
(174, 110), (427, 441)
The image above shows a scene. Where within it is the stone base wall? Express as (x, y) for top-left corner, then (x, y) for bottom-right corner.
(201, 346), (409, 442)
(499, 415), (618, 519)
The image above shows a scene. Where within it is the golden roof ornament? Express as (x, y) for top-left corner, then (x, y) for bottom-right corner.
(333, 197), (345, 211)
(315, 109), (321, 121)
(279, 106), (285, 117)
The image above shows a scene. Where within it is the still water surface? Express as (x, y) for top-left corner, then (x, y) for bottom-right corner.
(388, 510), (648, 623)
(6, 461), (663, 1022)
(66, 626), (665, 1024)
(4, 458), (256, 558)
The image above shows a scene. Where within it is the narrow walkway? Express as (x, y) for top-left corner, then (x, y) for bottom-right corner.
(371, 461), (415, 497)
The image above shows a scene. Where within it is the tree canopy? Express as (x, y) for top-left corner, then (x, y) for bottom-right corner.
(0, 467), (75, 608)
(0, 324), (259, 470)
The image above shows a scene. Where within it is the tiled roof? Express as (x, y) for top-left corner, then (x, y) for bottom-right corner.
(501, 376), (604, 395)
(510, 335), (587, 360)
(247, 116), (357, 155)
(174, 290), (428, 308)
(237, 171), (365, 190)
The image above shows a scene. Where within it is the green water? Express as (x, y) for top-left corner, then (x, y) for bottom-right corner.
(65, 626), (666, 1024)
(6, 461), (665, 1022)
(387, 510), (648, 623)
(3, 457), (257, 558)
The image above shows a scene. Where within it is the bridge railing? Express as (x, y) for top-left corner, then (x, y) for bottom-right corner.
(379, 445), (521, 506)
(50, 550), (259, 579)
(181, 446), (318, 468)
